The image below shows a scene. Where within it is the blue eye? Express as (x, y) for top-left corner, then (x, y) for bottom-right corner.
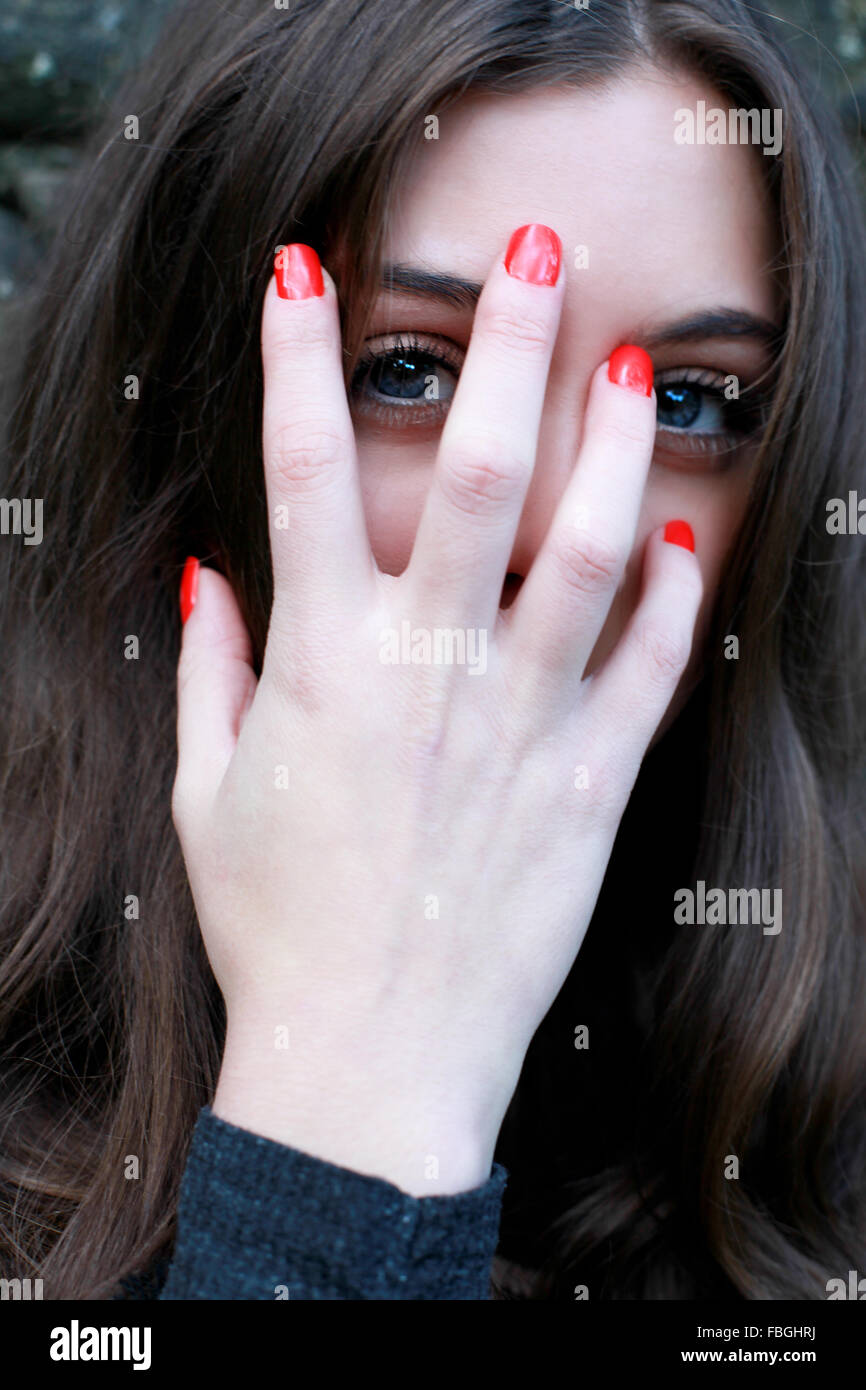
(657, 381), (719, 430)
(350, 332), (461, 419)
(364, 349), (441, 400)
(655, 370), (763, 435)
(350, 338), (769, 461)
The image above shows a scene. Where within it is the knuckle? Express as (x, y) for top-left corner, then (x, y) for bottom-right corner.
(476, 303), (552, 357)
(440, 435), (528, 516)
(633, 618), (690, 685)
(594, 412), (653, 452)
(551, 526), (621, 596)
(262, 627), (330, 715)
(267, 421), (346, 489)
(267, 312), (334, 360)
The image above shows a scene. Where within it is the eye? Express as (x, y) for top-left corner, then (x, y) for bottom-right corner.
(350, 332), (463, 427)
(654, 367), (769, 465)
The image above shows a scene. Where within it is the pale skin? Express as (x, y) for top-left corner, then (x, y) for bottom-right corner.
(172, 69), (782, 1196)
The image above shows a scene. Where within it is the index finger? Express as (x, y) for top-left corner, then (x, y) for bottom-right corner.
(261, 245), (375, 626)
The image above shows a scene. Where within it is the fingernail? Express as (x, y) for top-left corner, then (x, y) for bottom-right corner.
(663, 520), (695, 552)
(608, 344), (653, 397)
(180, 556), (200, 624)
(275, 244), (325, 299)
(504, 224), (562, 286)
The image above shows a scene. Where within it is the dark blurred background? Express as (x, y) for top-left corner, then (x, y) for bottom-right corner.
(0, 0), (864, 348)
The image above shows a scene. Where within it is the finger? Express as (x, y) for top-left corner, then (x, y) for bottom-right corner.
(262, 246), (375, 630)
(173, 559), (258, 820)
(584, 522), (703, 764)
(404, 224), (564, 629)
(506, 347), (656, 704)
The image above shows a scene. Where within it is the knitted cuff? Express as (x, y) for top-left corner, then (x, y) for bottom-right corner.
(159, 1105), (509, 1300)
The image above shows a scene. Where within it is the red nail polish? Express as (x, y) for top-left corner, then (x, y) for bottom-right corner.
(274, 244), (325, 299)
(608, 344), (653, 397)
(180, 556), (199, 624)
(504, 224), (562, 286)
(663, 520), (695, 552)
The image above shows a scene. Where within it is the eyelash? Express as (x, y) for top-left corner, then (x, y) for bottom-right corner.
(349, 332), (771, 466)
(350, 332), (464, 429)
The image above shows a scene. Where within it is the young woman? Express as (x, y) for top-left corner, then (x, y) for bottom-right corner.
(1, 0), (864, 1301)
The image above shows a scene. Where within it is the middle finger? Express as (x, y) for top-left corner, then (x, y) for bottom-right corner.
(403, 223), (564, 631)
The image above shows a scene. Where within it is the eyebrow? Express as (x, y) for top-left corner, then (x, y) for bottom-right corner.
(379, 262), (783, 348)
(381, 263), (482, 310)
(637, 308), (784, 352)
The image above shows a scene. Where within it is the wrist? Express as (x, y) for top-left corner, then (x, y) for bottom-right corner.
(213, 1004), (504, 1197)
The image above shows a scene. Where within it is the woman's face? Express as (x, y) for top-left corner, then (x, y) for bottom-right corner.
(346, 70), (782, 736)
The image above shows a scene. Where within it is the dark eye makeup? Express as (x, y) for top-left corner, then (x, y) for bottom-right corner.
(350, 332), (462, 429)
(349, 330), (773, 470)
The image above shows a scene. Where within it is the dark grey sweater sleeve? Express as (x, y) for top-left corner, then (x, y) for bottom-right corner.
(153, 1106), (508, 1300)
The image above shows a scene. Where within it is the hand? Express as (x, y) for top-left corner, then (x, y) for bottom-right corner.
(171, 230), (702, 1195)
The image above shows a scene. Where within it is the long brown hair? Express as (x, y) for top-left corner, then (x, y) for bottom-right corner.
(1, 0), (864, 1299)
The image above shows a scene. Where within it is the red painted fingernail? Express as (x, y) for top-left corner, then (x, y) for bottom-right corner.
(274, 244), (325, 299)
(608, 344), (653, 396)
(663, 520), (695, 552)
(180, 556), (199, 624)
(504, 224), (562, 286)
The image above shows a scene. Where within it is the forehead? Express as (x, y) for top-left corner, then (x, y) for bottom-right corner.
(384, 70), (780, 332)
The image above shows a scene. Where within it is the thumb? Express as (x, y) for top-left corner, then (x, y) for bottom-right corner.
(174, 557), (258, 813)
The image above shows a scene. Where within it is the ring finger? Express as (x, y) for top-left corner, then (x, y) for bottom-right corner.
(506, 346), (658, 714)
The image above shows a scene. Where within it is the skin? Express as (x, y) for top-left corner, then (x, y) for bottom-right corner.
(173, 69), (783, 1198)
(351, 71), (781, 737)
